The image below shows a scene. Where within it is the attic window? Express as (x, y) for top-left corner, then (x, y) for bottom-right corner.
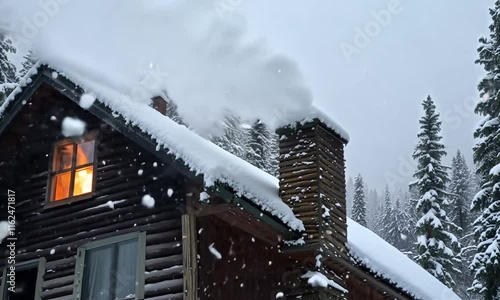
(48, 133), (97, 204)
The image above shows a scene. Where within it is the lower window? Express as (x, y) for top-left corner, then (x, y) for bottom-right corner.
(74, 232), (146, 300)
(0, 259), (45, 300)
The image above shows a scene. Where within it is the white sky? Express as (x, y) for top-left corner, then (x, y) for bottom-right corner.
(238, 0), (492, 191)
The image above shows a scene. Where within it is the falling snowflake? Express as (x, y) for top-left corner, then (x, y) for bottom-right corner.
(209, 243), (222, 260)
(141, 194), (155, 208)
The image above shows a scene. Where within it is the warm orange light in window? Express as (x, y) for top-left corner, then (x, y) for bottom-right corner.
(52, 138), (95, 201)
(54, 172), (71, 201)
(74, 166), (93, 196)
(73, 144), (93, 197)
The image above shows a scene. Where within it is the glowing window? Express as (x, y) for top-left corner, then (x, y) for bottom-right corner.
(49, 135), (97, 202)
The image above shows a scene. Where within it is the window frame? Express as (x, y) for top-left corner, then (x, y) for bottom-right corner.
(73, 232), (146, 300)
(0, 258), (46, 300)
(45, 131), (99, 208)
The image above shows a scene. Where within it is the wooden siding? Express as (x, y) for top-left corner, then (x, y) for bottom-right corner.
(198, 216), (292, 300)
(0, 83), (186, 300)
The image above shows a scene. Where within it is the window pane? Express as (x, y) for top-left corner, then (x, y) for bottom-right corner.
(53, 144), (74, 171)
(82, 245), (114, 300)
(53, 171), (71, 201)
(73, 166), (94, 196)
(81, 239), (138, 300)
(77, 140), (95, 166)
(115, 239), (138, 299)
(5, 266), (38, 300)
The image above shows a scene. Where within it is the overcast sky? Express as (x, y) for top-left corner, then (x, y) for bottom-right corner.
(238, 1), (492, 192)
(3, 1), (491, 193)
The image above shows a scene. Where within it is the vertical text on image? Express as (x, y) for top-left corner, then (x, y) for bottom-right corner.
(6, 189), (16, 293)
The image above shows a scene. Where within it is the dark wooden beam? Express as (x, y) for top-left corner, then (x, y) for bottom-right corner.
(192, 203), (230, 217)
(325, 259), (412, 300)
(182, 214), (198, 300)
(216, 206), (283, 246)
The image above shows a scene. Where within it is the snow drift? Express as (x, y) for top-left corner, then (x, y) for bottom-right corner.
(0, 0), (323, 137)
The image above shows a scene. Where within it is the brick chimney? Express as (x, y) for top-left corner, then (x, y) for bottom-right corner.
(151, 96), (168, 115)
(277, 118), (349, 296)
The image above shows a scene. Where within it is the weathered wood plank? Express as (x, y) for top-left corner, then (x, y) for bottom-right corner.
(182, 214), (198, 300)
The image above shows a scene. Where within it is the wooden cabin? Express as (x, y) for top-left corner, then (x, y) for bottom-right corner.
(0, 65), (458, 300)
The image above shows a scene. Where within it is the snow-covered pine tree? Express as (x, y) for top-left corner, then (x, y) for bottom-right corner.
(385, 196), (413, 252)
(449, 150), (471, 235)
(469, 2), (500, 298)
(267, 130), (279, 177)
(408, 184), (420, 220)
(213, 116), (279, 176)
(352, 174), (367, 227)
(380, 185), (393, 241)
(246, 119), (278, 176)
(19, 49), (36, 78)
(397, 191), (418, 256)
(366, 188), (381, 232)
(247, 120), (268, 169)
(411, 95), (460, 288)
(213, 115), (250, 160)
(447, 151), (473, 299)
(0, 34), (17, 104)
(371, 200), (384, 235)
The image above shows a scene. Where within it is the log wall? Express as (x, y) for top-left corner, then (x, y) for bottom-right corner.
(197, 216), (290, 300)
(0, 83), (186, 300)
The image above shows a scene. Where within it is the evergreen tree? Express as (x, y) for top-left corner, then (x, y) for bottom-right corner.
(0, 34), (17, 103)
(267, 130), (279, 177)
(449, 150), (471, 235)
(411, 96), (460, 287)
(352, 174), (367, 227)
(371, 199), (384, 235)
(213, 116), (279, 176)
(469, 2), (500, 297)
(19, 50), (36, 78)
(385, 196), (413, 252)
(213, 115), (250, 160)
(366, 188), (381, 231)
(408, 184), (420, 221)
(246, 120), (278, 176)
(400, 191), (418, 256)
(380, 185), (393, 241)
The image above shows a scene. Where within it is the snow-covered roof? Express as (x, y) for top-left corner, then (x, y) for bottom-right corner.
(347, 219), (460, 300)
(0, 64), (305, 231)
(0, 64), (458, 299)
